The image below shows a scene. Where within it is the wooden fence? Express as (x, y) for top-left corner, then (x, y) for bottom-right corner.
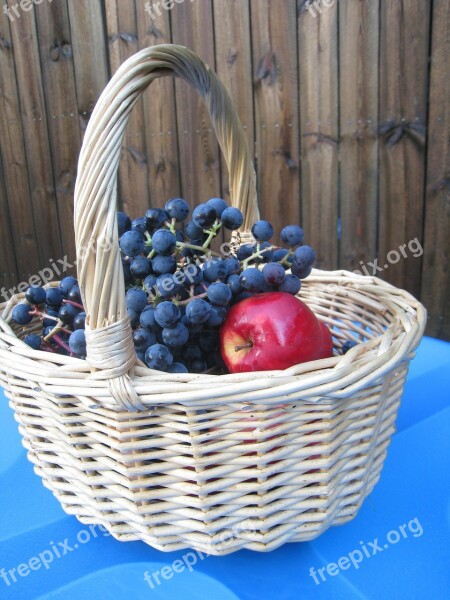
(0, 0), (448, 339)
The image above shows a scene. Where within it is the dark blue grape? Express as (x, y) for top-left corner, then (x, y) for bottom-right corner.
(190, 359), (207, 373)
(12, 304), (32, 325)
(133, 328), (157, 352)
(59, 276), (78, 297)
(293, 245), (316, 270)
(58, 303), (79, 326)
(207, 282), (232, 306)
(126, 288), (148, 313)
(43, 325), (55, 337)
(272, 248), (290, 263)
(132, 217), (147, 236)
(145, 208), (168, 231)
(342, 340), (357, 354)
(202, 259), (228, 282)
(140, 306), (159, 332)
(236, 244), (254, 261)
(24, 334), (41, 350)
(165, 197), (190, 222)
(156, 273), (181, 298)
(180, 264), (203, 286)
(68, 285), (81, 304)
(206, 304), (228, 326)
(192, 203), (216, 229)
(175, 230), (184, 243)
(168, 362), (189, 373)
(122, 258), (133, 284)
(162, 322), (189, 348)
(127, 307), (141, 328)
(185, 298), (211, 325)
(221, 207), (243, 230)
(278, 273), (301, 295)
(46, 288), (64, 308)
(151, 229), (177, 255)
(206, 197), (228, 218)
(280, 225), (304, 247)
(25, 285), (46, 305)
(183, 344), (202, 362)
(154, 301), (181, 328)
(117, 212), (132, 236)
(185, 220), (205, 240)
(255, 242), (273, 262)
(43, 309), (59, 327)
(120, 230), (145, 257)
(152, 254), (176, 275)
(130, 256), (152, 279)
(69, 329), (86, 356)
(262, 262), (286, 286)
(72, 311), (85, 330)
(143, 275), (158, 295)
(224, 256), (240, 275)
(227, 274), (242, 295)
(144, 343), (173, 371)
(291, 263), (313, 279)
(239, 267), (264, 292)
(199, 331), (220, 353)
(251, 220), (274, 242)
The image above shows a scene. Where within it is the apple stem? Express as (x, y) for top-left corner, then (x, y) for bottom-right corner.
(234, 341), (253, 352)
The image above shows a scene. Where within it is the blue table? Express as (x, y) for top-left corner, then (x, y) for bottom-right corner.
(1, 337), (449, 599)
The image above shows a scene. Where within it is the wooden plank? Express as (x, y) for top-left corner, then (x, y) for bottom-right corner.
(170, 0), (221, 209)
(35, 0), (82, 268)
(378, 0), (431, 298)
(0, 151), (18, 293)
(250, 0), (300, 238)
(298, 1), (339, 270)
(0, 11), (37, 287)
(421, 0), (450, 340)
(104, 0), (150, 218)
(67, 0), (109, 136)
(4, 2), (63, 274)
(339, 0), (379, 272)
(135, 0), (181, 209)
(213, 0), (255, 207)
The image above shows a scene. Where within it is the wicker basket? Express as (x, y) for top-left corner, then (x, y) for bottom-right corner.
(0, 45), (426, 555)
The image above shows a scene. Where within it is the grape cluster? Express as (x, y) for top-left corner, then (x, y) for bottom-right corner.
(11, 197), (317, 374)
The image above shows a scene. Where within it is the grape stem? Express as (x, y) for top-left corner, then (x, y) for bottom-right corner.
(242, 245), (277, 269)
(176, 241), (221, 257)
(52, 334), (72, 354)
(176, 292), (208, 306)
(280, 249), (294, 266)
(63, 299), (84, 310)
(202, 220), (222, 249)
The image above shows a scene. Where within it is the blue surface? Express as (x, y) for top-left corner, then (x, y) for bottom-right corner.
(1, 336), (449, 600)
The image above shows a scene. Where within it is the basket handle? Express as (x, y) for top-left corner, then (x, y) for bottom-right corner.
(73, 44), (259, 409)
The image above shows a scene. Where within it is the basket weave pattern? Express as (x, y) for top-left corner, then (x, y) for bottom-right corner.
(0, 45), (426, 554)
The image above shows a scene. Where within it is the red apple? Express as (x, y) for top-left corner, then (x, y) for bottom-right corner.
(220, 292), (333, 373)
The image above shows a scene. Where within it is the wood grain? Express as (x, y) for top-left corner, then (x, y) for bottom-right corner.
(67, 0), (109, 136)
(6, 2), (63, 270)
(213, 0), (255, 205)
(421, 0), (450, 339)
(170, 0), (221, 207)
(0, 8), (40, 283)
(250, 0), (300, 240)
(339, 0), (379, 272)
(135, 0), (181, 209)
(378, 0), (431, 298)
(104, 0), (150, 218)
(0, 151), (18, 290)
(298, 1), (339, 269)
(35, 0), (81, 266)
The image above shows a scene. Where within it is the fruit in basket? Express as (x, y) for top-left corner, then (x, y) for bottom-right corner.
(10, 197), (324, 374)
(220, 292), (333, 373)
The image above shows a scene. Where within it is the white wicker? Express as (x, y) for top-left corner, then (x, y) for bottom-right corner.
(0, 44), (426, 555)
